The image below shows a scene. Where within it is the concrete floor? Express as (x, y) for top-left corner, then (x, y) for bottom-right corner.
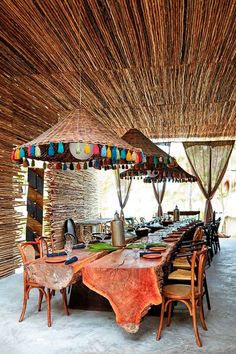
(0, 239), (236, 354)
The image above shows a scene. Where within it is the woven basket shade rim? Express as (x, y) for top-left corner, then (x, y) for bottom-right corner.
(120, 167), (196, 181)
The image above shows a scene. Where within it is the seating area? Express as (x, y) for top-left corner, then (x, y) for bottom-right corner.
(13, 217), (223, 348)
(1, 238), (235, 353)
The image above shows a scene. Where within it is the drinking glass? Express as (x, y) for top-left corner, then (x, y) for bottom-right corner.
(65, 239), (73, 260)
(84, 233), (91, 249)
(133, 247), (140, 260)
(142, 237), (148, 251)
(100, 233), (106, 242)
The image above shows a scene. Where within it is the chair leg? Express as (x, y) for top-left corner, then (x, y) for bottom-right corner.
(46, 289), (52, 327)
(156, 297), (166, 340)
(203, 276), (211, 311)
(198, 298), (207, 331)
(192, 301), (202, 347)
(61, 288), (69, 316)
(38, 289), (44, 312)
(19, 287), (30, 322)
(167, 301), (173, 327)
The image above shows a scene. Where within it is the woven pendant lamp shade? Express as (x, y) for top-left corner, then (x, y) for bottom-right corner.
(120, 129), (196, 182)
(12, 107), (141, 170)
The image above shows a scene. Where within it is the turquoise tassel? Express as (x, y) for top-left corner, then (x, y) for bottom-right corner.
(30, 145), (35, 157)
(48, 142), (55, 156)
(95, 159), (100, 169)
(58, 142), (64, 154)
(101, 145), (107, 158)
(153, 156), (158, 166)
(111, 146), (117, 160)
(20, 147), (25, 158)
(120, 149), (126, 159)
(63, 163), (67, 171)
(35, 146), (41, 157)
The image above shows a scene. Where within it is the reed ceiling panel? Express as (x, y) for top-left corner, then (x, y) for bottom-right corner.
(0, 0), (235, 140)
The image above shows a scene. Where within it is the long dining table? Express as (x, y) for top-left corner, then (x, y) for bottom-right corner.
(24, 222), (199, 333)
(82, 222), (198, 333)
(25, 249), (107, 290)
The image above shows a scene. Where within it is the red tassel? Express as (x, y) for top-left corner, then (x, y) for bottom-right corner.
(11, 150), (15, 161)
(56, 162), (62, 170)
(76, 162), (81, 170)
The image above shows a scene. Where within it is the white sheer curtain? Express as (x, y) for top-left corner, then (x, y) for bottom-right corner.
(114, 168), (132, 219)
(184, 141), (234, 224)
(152, 181), (166, 217)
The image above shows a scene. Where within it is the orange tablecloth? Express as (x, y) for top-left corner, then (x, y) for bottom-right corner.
(82, 247), (175, 333)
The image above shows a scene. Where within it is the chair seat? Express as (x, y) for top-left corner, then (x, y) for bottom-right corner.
(168, 269), (196, 281)
(163, 284), (198, 299)
(173, 257), (196, 269)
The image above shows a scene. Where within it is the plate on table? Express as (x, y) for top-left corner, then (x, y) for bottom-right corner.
(142, 253), (162, 259)
(149, 247), (166, 252)
(45, 257), (66, 263)
(164, 238), (179, 243)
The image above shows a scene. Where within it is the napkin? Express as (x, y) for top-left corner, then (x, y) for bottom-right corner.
(47, 251), (66, 257)
(73, 244), (85, 249)
(65, 256), (78, 265)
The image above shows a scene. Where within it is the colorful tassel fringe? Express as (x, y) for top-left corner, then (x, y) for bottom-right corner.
(20, 147), (25, 158)
(48, 142), (54, 156)
(101, 145), (107, 158)
(69, 162), (74, 170)
(84, 143), (90, 154)
(57, 142), (64, 154)
(63, 163), (67, 171)
(35, 146), (41, 157)
(30, 145), (35, 157)
(93, 144), (100, 155)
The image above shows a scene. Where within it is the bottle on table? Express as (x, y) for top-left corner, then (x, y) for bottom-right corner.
(111, 211), (125, 247)
(173, 205), (180, 222)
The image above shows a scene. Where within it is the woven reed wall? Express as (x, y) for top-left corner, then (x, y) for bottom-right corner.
(0, 73), (99, 276)
(0, 0), (235, 141)
(44, 165), (99, 250)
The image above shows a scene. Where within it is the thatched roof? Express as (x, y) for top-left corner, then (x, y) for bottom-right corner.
(0, 0), (235, 143)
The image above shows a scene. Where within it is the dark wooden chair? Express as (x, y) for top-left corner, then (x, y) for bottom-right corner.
(157, 247), (208, 347)
(17, 240), (69, 327)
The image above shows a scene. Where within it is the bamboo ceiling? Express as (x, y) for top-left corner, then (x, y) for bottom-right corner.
(0, 0), (236, 142)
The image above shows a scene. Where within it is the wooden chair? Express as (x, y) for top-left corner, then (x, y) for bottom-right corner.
(157, 247), (208, 347)
(168, 241), (211, 310)
(17, 240), (69, 327)
(172, 227), (204, 269)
